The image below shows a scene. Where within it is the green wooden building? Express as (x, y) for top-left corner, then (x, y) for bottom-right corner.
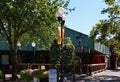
(0, 27), (111, 73)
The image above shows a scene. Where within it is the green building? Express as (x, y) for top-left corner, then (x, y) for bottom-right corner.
(0, 27), (110, 73)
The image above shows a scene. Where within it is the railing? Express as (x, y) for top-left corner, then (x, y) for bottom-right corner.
(90, 63), (106, 74)
(87, 63), (106, 75)
(18, 63), (106, 76)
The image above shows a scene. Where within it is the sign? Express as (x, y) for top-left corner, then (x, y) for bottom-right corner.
(48, 68), (58, 82)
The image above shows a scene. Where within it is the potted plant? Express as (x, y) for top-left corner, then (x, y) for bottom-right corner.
(32, 69), (44, 82)
(33, 69), (48, 82)
(40, 71), (48, 82)
(19, 69), (33, 82)
(19, 68), (48, 82)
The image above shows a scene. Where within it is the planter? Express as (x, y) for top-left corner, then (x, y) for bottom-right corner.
(33, 77), (40, 82)
(33, 77), (48, 82)
(40, 77), (48, 82)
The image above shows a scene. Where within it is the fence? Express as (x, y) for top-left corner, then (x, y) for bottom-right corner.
(18, 63), (106, 76)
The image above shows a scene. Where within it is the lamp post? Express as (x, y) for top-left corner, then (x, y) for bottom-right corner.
(17, 42), (21, 51)
(17, 42), (21, 63)
(74, 33), (83, 82)
(32, 42), (36, 63)
(56, 7), (66, 82)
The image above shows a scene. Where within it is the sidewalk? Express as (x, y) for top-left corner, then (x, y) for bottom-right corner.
(65, 67), (120, 82)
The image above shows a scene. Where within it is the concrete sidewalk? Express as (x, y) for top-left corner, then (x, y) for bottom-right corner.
(65, 67), (120, 82)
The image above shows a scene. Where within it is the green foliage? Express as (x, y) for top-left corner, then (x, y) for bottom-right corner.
(62, 37), (75, 63)
(50, 37), (75, 64)
(89, 0), (120, 55)
(33, 70), (44, 78)
(0, 70), (3, 78)
(19, 69), (44, 81)
(19, 70), (33, 81)
(50, 39), (61, 64)
(0, 0), (73, 79)
(0, 0), (52, 47)
(104, 0), (115, 5)
(0, 0), (73, 48)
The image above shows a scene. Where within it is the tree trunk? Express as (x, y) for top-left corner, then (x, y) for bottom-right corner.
(10, 48), (18, 80)
(11, 54), (18, 80)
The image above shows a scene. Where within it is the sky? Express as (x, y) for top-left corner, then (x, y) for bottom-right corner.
(65, 0), (108, 35)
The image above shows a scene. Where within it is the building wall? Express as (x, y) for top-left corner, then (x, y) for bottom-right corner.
(65, 28), (94, 49)
(93, 55), (105, 64)
(0, 28), (110, 65)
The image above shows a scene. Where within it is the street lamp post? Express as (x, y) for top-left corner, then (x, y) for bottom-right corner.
(32, 42), (36, 63)
(74, 33), (83, 82)
(56, 7), (66, 82)
(17, 42), (21, 63)
(17, 42), (21, 54)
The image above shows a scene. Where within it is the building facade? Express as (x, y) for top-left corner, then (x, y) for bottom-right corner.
(0, 28), (115, 73)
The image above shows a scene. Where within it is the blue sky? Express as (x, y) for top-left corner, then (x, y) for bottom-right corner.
(65, 0), (108, 35)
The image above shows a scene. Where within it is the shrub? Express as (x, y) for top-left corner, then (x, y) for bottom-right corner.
(19, 69), (33, 81)
(0, 70), (3, 78)
(19, 69), (47, 81)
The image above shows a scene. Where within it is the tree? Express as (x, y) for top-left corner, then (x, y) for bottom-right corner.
(50, 37), (75, 79)
(0, 0), (71, 80)
(50, 37), (75, 64)
(89, 0), (120, 54)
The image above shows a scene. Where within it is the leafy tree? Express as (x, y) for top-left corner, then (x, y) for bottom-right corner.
(50, 39), (61, 64)
(0, 0), (71, 80)
(50, 37), (75, 64)
(89, 0), (120, 54)
(61, 37), (75, 64)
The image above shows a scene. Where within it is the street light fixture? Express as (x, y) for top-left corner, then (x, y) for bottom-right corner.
(17, 42), (21, 60)
(56, 7), (66, 46)
(32, 42), (36, 63)
(17, 42), (21, 47)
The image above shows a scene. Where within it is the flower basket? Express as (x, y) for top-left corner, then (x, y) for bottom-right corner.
(19, 69), (33, 82)
(19, 69), (48, 82)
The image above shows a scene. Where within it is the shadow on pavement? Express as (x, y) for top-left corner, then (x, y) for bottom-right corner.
(95, 75), (120, 80)
(110, 69), (120, 72)
(65, 75), (120, 82)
